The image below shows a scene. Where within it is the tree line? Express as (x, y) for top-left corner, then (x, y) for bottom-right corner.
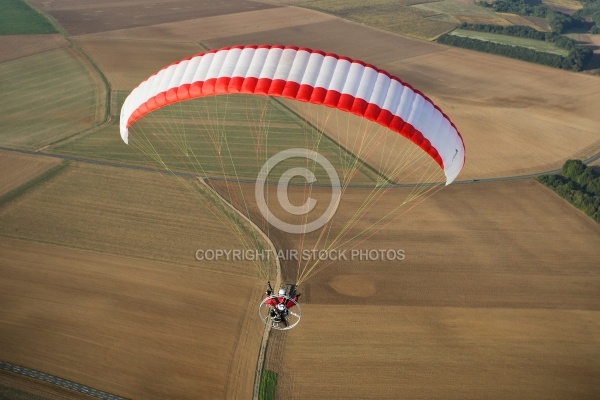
(537, 160), (600, 223)
(576, 0), (600, 33)
(477, 0), (591, 33)
(436, 33), (591, 70)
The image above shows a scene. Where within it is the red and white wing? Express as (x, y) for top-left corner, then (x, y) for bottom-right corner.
(120, 45), (465, 184)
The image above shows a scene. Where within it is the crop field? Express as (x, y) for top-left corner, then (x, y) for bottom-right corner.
(74, 7), (335, 44)
(203, 17), (444, 66)
(0, 236), (265, 400)
(0, 0), (57, 35)
(0, 34), (67, 64)
(280, 305), (600, 399)
(0, 161), (271, 277)
(53, 95), (378, 184)
(448, 29), (570, 55)
(0, 48), (106, 150)
(381, 47), (600, 180)
(0, 150), (62, 197)
(1, 0), (599, 399)
(71, 37), (205, 91)
(213, 179), (600, 308)
(219, 179), (600, 399)
(298, 0), (458, 39)
(413, 0), (511, 25)
(211, 175), (600, 398)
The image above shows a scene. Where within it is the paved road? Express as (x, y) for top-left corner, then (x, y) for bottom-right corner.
(0, 361), (127, 399)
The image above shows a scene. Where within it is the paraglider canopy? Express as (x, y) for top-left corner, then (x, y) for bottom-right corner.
(120, 44), (465, 185)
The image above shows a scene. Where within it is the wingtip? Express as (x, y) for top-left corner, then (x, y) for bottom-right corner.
(120, 128), (129, 145)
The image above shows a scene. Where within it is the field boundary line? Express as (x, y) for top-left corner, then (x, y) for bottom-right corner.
(22, 0), (113, 152)
(0, 159), (69, 209)
(196, 178), (281, 400)
(0, 361), (128, 400)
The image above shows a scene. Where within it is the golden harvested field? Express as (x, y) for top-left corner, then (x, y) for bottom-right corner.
(0, 236), (264, 400)
(307, 179), (600, 309)
(383, 48), (600, 180)
(217, 179), (600, 399)
(72, 7), (334, 90)
(72, 37), (204, 90)
(0, 151), (61, 197)
(0, 161), (265, 277)
(214, 179), (600, 309)
(281, 305), (600, 399)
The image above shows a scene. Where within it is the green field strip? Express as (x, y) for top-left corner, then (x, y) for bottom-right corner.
(0, 48), (106, 149)
(258, 369), (277, 400)
(449, 29), (569, 55)
(0, 0), (57, 35)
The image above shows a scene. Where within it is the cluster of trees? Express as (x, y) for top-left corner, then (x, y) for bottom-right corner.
(450, 23), (592, 70)
(437, 33), (591, 70)
(576, 0), (600, 33)
(478, 0), (584, 33)
(537, 160), (600, 223)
